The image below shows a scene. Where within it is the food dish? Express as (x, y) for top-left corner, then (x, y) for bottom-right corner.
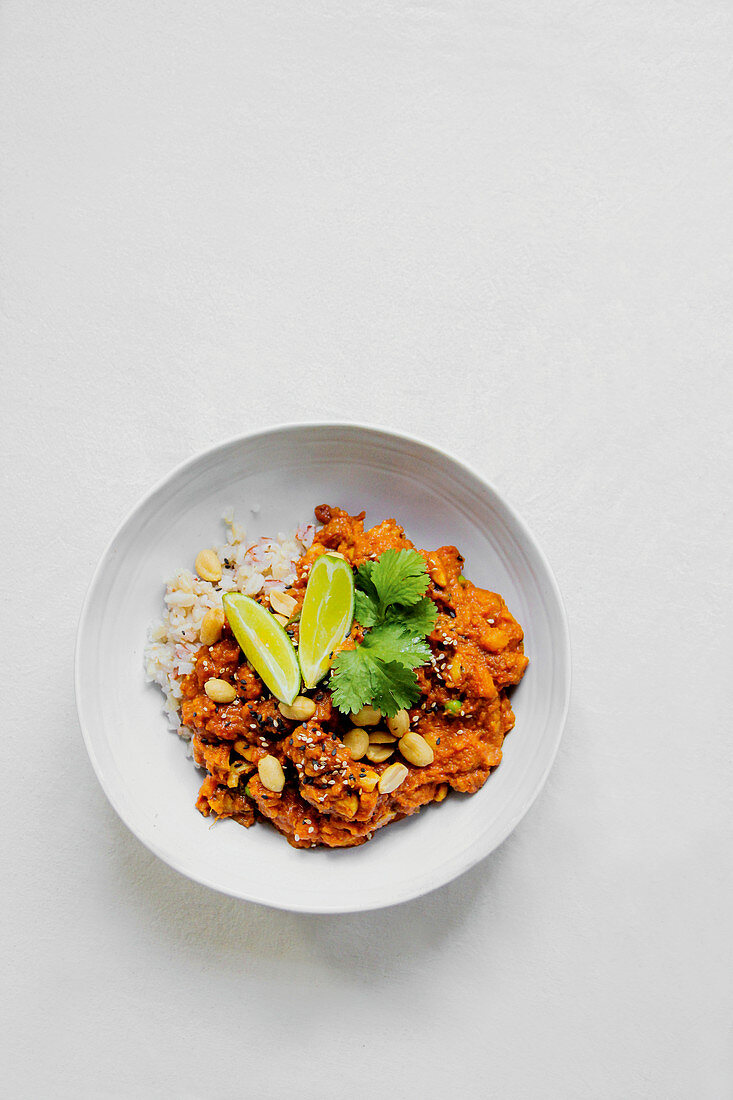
(76, 424), (570, 911)
(145, 505), (529, 848)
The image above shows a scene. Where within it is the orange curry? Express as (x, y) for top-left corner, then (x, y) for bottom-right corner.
(180, 506), (528, 848)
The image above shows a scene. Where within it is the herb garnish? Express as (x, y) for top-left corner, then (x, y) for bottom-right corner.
(330, 549), (438, 718)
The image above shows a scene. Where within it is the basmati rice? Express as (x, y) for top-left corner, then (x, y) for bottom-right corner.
(144, 512), (315, 743)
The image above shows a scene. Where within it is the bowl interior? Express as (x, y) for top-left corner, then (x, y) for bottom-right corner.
(76, 425), (570, 912)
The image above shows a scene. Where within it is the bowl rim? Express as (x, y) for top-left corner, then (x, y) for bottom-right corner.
(75, 420), (572, 912)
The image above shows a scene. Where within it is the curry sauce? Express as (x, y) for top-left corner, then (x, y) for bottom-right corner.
(180, 506), (528, 848)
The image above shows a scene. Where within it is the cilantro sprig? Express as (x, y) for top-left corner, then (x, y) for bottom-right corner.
(330, 549), (438, 718)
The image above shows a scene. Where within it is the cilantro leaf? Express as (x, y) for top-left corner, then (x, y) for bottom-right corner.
(330, 646), (423, 717)
(355, 560), (378, 601)
(330, 648), (374, 714)
(367, 660), (423, 715)
(385, 596), (438, 636)
(353, 589), (379, 629)
(330, 547), (437, 718)
(360, 623), (432, 668)
(369, 549), (430, 613)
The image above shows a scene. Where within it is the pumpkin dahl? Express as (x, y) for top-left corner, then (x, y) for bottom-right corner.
(170, 506), (528, 849)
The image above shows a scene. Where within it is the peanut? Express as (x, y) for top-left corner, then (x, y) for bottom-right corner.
(378, 762), (408, 794)
(386, 709), (409, 738)
(204, 678), (236, 704)
(269, 590), (297, 617)
(351, 705), (382, 727)
(200, 608), (225, 646)
(343, 728), (370, 760)
(257, 755), (285, 793)
(366, 743), (394, 764)
(369, 730), (397, 744)
(399, 731), (434, 767)
(278, 696), (317, 721)
(195, 549), (222, 583)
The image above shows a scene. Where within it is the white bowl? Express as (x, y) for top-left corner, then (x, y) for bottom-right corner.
(75, 424), (570, 913)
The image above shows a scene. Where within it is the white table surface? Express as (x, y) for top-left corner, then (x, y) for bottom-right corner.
(2, 2), (731, 1097)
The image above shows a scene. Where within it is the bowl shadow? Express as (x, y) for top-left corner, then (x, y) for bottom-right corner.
(107, 808), (517, 981)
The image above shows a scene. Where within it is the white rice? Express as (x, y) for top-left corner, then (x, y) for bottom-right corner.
(144, 511), (315, 744)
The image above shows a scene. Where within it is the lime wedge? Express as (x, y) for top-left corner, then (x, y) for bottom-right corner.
(222, 592), (301, 705)
(299, 553), (355, 689)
